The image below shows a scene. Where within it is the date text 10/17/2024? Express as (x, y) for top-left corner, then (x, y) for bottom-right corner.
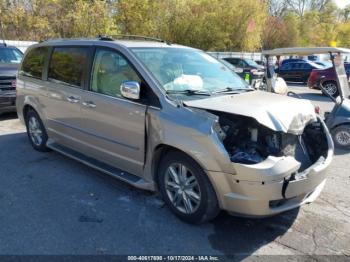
(127, 256), (220, 261)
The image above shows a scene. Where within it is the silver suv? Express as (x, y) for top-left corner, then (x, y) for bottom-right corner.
(0, 43), (23, 114)
(16, 36), (333, 223)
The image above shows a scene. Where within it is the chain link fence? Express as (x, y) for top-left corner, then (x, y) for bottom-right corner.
(1, 40), (37, 52)
(207, 52), (263, 61)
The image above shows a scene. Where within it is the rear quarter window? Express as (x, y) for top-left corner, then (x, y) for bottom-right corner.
(20, 47), (49, 79)
(48, 47), (88, 87)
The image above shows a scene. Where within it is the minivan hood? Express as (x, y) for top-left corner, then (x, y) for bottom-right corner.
(0, 63), (19, 77)
(184, 91), (317, 134)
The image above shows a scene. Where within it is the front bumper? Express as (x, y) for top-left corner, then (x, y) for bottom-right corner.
(207, 117), (334, 217)
(0, 94), (16, 114)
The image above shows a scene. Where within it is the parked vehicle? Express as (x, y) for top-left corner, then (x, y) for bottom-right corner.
(280, 58), (306, 66)
(277, 61), (324, 83)
(17, 37), (333, 223)
(219, 59), (243, 74)
(263, 47), (350, 150)
(223, 57), (264, 87)
(318, 76), (350, 149)
(255, 60), (266, 66)
(223, 57), (264, 72)
(308, 63), (350, 97)
(0, 43), (23, 114)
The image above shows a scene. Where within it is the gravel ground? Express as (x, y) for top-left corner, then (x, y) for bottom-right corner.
(0, 85), (349, 259)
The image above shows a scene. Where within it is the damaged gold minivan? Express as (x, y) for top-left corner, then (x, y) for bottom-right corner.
(16, 36), (333, 223)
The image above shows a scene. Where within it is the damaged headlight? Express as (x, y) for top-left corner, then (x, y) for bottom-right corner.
(287, 113), (316, 135)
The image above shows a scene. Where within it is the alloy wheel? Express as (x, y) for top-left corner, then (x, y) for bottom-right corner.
(164, 163), (201, 214)
(28, 116), (43, 146)
(324, 83), (337, 96)
(335, 130), (350, 146)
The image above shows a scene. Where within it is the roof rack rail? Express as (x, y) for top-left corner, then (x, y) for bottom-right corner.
(97, 35), (114, 41)
(97, 34), (171, 44)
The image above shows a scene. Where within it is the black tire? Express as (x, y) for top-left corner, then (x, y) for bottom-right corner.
(158, 151), (219, 224)
(25, 109), (50, 152)
(331, 125), (350, 149)
(322, 81), (339, 98)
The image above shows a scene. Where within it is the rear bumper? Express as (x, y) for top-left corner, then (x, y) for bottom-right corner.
(307, 79), (319, 89)
(0, 95), (16, 113)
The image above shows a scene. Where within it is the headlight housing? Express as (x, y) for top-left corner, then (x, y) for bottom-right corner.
(288, 113), (316, 135)
(212, 121), (226, 141)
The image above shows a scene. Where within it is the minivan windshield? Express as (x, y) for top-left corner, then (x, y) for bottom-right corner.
(131, 48), (250, 95)
(0, 47), (23, 64)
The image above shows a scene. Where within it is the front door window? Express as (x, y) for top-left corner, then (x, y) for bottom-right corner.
(91, 49), (140, 98)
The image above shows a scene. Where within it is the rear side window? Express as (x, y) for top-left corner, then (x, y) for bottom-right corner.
(48, 47), (88, 87)
(281, 64), (291, 70)
(291, 63), (300, 69)
(303, 64), (312, 69)
(20, 47), (48, 79)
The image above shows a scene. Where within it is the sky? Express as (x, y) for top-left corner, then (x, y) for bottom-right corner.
(334, 0), (350, 8)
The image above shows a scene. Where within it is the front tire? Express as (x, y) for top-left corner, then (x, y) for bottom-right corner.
(331, 125), (350, 149)
(25, 109), (50, 152)
(158, 151), (219, 224)
(322, 81), (339, 98)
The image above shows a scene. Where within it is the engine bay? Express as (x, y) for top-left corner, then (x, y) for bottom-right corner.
(211, 111), (329, 171)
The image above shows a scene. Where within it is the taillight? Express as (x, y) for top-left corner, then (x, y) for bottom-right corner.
(309, 71), (314, 79)
(11, 79), (16, 88)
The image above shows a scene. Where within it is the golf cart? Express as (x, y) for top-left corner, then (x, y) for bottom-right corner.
(262, 47), (350, 149)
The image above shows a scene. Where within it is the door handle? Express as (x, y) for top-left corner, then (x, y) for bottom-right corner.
(82, 101), (96, 108)
(66, 95), (80, 103)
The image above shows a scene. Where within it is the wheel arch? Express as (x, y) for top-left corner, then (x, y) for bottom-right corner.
(21, 98), (47, 125)
(151, 144), (209, 188)
(330, 119), (350, 130)
(23, 104), (35, 119)
(153, 145), (191, 183)
(323, 79), (337, 85)
(322, 80), (338, 89)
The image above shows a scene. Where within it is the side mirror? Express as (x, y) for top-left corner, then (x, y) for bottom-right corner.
(120, 81), (140, 100)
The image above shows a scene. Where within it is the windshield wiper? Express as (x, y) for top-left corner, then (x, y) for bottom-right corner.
(166, 89), (211, 96)
(212, 87), (254, 94)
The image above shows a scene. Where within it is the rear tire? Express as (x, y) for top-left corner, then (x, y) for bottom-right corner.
(331, 125), (350, 149)
(322, 81), (339, 98)
(25, 109), (50, 152)
(158, 151), (220, 224)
